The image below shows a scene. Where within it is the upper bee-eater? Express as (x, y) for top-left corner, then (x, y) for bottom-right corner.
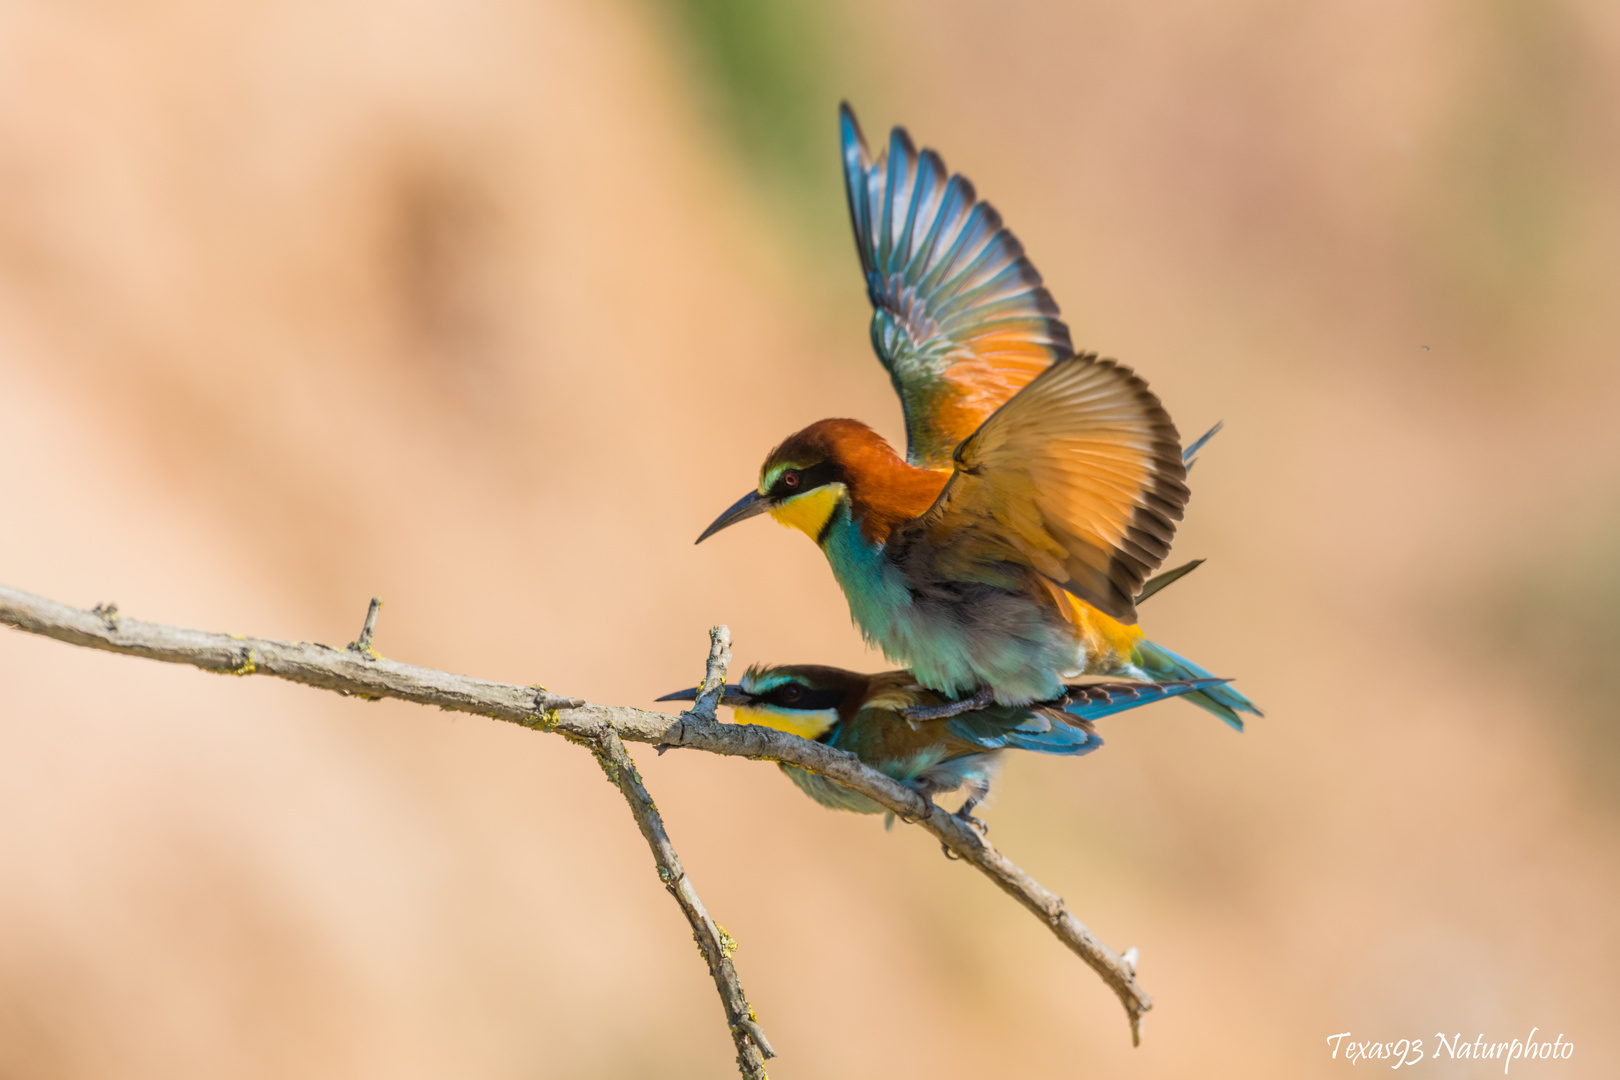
(697, 104), (1259, 726)
(659, 665), (1224, 825)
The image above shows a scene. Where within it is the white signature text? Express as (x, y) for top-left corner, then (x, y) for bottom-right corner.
(1326, 1029), (1573, 1072)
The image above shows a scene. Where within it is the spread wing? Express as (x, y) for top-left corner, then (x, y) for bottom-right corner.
(841, 103), (1073, 470)
(911, 353), (1188, 624)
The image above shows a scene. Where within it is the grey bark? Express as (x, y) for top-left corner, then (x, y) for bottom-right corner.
(0, 584), (1153, 1048)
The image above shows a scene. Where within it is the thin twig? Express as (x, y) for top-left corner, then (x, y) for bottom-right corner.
(591, 715), (774, 1075)
(0, 583), (1153, 1042)
(349, 597), (383, 656)
(691, 624), (732, 723)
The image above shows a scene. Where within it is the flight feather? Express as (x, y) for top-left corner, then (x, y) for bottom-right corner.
(840, 103), (1073, 469)
(908, 353), (1189, 623)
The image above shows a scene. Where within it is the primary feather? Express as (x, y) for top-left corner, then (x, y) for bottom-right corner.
(841, 103), (1070, 469)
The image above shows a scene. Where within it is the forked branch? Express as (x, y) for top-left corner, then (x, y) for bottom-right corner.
(0, 583), (1154, 1053)
(587, 628), (774, 1076)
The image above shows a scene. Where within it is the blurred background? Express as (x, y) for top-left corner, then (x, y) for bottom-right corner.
(2, 0), (1618, 1076)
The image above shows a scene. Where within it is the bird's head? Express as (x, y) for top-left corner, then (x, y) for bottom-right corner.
(656, 664), (869, 741)
(696, 418), (940, 546)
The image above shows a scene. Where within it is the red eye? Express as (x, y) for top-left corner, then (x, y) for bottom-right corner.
(780, 685), (802, 703)
(782, 471), (800, 489)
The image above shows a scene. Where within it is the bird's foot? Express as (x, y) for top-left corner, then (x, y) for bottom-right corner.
(938, 795), (987, 857)
(940, 809), (986, 859)
(897, 789), (935, 826)
(902, 686), (994, 723)
(952, 798), (990, 838)
(954, 810), (989, 837)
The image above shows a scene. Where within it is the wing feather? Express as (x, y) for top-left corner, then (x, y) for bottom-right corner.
(841, 103), (1072, 468)
(910, 353), (1189, 624)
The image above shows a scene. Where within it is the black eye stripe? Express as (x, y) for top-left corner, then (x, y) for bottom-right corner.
(769, 461), (841, 500)
(766, 685), (846, 711)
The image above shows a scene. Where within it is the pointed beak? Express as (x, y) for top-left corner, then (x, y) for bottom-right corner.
(695, 489), (770, 544)
(655, 684), (752, 707)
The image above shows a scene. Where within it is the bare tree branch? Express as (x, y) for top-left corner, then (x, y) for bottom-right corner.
(352, 604), (776, 1069)
(588, 625), (775, 1074)
(0, 583), (1153, 1045)
(591, 714), (776, 1074)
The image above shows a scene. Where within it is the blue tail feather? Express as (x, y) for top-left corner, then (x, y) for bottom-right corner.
(1132, 640), (1261, 731)
(1061, 677), (1229, 722)
(1182, 420), (1223, 468)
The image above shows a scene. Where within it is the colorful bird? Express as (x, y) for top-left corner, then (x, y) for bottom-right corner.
(658, 664), (1225, 826)
(697, 104), (1259, 726)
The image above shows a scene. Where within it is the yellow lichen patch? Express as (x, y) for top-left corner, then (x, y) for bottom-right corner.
(717, 925), (738, 960)
(526, 684), (562, 731)
(209, 647), (258, 676)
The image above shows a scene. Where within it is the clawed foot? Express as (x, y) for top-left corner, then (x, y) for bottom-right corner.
(902, 686), (994, 723)
(954, 809), (989, 836)
(950, 789), (990, 837)
(940, 812), (986, 859)
(898, 787), (935, 826)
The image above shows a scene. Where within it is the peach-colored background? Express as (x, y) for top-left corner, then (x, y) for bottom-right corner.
(2, 1), (1617, 1076)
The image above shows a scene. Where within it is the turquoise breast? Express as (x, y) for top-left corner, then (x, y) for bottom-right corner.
(817, 505), (1075, 702)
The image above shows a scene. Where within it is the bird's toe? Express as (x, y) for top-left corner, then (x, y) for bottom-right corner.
(954, 810), (990, 837)
(901, 686), (995, 722)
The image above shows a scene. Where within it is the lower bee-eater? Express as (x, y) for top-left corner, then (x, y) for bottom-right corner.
(659, 664), (1226, 826)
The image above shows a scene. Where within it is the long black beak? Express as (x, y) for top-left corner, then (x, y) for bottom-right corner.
(656, 684), (752, 707)
(696, 489), (770, 544)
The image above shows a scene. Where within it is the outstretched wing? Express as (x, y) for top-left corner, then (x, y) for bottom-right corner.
(911, 353), (1188, 624)
(841, 103), (1073, 470)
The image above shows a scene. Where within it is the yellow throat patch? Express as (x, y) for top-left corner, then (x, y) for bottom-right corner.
(730, 704), (838, 741)
(766, 483), (846, 541)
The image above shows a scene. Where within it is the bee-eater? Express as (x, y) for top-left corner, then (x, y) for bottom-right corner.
(659, 665), (1225, 825)
(697, 104), (1259, 726)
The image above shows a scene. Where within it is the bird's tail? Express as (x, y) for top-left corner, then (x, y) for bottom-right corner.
(1131, 639), (1261, 731)
(1056, 677), (1229, 722)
